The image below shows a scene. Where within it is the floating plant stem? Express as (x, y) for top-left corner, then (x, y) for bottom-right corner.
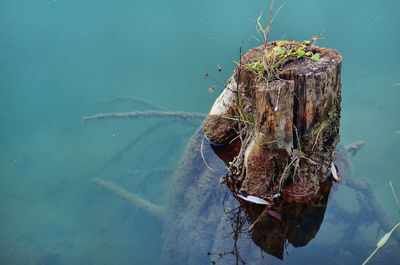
(362, 221), (400, 265)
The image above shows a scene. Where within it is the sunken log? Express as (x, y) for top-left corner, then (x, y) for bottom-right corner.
(204, 41), (342, 200)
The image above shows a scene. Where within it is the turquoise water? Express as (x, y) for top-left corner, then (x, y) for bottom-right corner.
(1, 0), (399, 264)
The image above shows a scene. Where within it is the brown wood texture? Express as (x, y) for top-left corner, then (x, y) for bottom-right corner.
(204, 42), (342, 198)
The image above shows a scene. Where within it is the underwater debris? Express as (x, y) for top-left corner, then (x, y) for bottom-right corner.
(92, 177), (164, 219)
(83, 111), (206, 122)
(94, 95), (165, 110)
(344, 140), (365, 156)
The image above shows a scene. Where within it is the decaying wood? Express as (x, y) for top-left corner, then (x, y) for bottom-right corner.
(204, 42), (342, 198)
(203, 78), (241, 144)
(241, 80), (294, 196)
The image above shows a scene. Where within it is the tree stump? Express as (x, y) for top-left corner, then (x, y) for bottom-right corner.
(204, 41), (342, 203)
(204, 41), (342, 258)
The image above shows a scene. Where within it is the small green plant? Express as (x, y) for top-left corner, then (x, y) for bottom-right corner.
(311, 53), (320, 62)
(233, 39), (322, 86)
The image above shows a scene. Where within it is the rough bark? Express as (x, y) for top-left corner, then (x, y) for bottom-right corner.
(204, 41), (342, 198)
(241, 80), (294, 196)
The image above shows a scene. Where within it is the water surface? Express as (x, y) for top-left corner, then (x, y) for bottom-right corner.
(0, 0), (399, 264)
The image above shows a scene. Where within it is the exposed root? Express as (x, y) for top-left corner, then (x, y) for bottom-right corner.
(92, 177), (164, 219)
(278, 152), (316, 191)
(83, 111), (206, 122)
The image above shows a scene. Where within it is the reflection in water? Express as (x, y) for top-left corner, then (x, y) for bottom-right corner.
(1, 0), (400, 264)
(213, 200), (249, 265)
(215, 169), (334, 263)
(202, 140), (400, 265)
(249, 176), (333, 259)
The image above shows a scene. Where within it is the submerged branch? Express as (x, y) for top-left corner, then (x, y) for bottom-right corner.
(83, 111), (206, 122)
(343, 178), (400, 245)
(94, 96), (164, 110)
(121, 167), (174, 177)
(92, 177), (164, 219)
(84, 122), (168, 179)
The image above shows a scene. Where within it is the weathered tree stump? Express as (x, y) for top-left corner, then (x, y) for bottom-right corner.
(203, 41), (342, 259)
(205, 41), (342, 200)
